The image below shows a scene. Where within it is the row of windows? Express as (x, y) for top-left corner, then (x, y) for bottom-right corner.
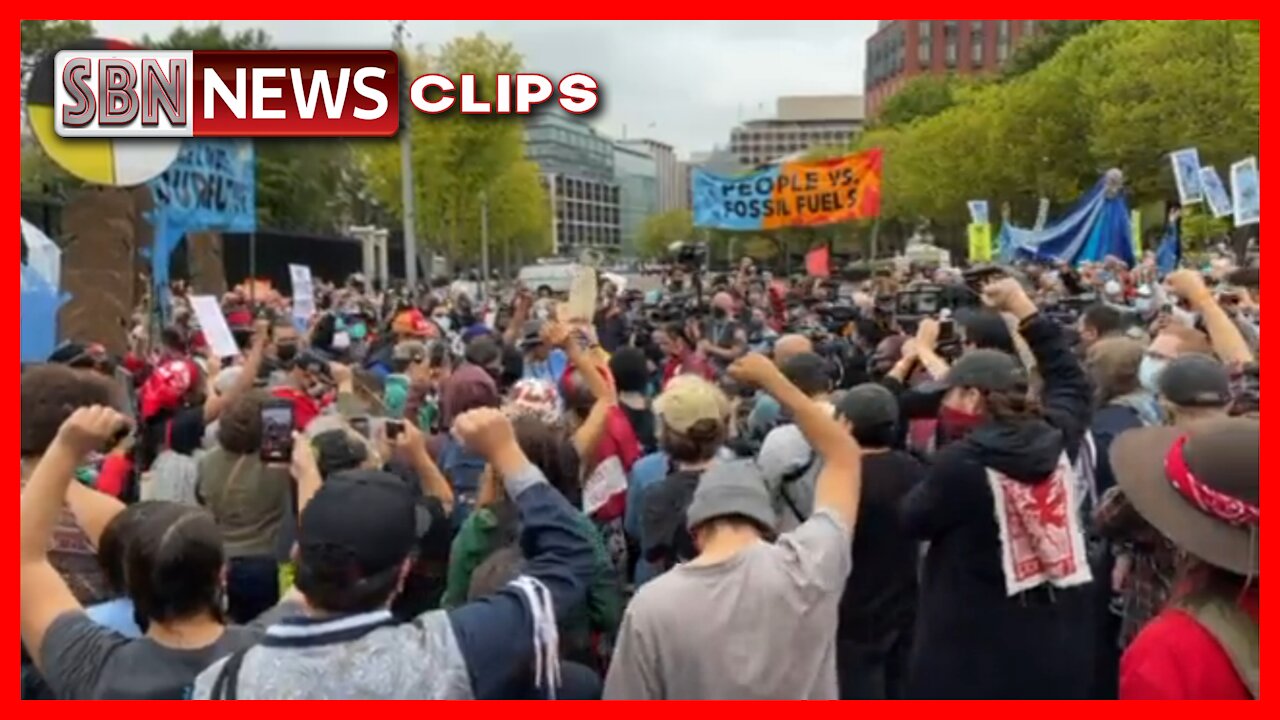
(871, 20), (1036, 85)
(550, 176), (620, 203)
(558, 225), (622, 248)
(557, 200), (620, 225)
(867, 24), (907, 85)
(732, 127), (854, 142)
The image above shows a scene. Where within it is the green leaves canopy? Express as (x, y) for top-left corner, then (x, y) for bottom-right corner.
(862, 21), (1259, 237)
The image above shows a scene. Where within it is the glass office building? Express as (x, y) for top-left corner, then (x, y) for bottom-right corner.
(525, 113), (621, 255)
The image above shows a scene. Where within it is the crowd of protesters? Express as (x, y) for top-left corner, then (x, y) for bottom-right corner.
(19, 246), (1259, 700)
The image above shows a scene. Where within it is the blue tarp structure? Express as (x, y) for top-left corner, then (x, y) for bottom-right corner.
(998, 172), (1136, 267)
(21, 264), (63, 363)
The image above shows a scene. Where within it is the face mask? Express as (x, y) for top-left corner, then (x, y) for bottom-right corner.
(938, 404), (985, 443)
(434, 315), (452, 332)
(276, 343), (298, 363)
(1170, 304), (1200, 328)
(1139, 356), (1168, 394)
(1134, 298), (1152, 314)
(348, 322), (368, 340)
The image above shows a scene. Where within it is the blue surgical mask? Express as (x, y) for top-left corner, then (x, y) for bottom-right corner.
(1139, 355), (1168, 395)
(348, 321), (368, 340)
(434, 315), (452, 332)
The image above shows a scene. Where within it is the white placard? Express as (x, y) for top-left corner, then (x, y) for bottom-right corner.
(1199, 166), (1233, 219)
(289, 264), (316, 320)
(1170, 147), (1204, 204)
(190, 295), (240, 359)
(1230, 157), (1260, 227)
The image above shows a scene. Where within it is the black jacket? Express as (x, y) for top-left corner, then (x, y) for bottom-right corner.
(900, 313), (1095, 699)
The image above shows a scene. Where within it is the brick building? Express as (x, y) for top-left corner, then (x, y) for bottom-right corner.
(865, 20), (1039, 118)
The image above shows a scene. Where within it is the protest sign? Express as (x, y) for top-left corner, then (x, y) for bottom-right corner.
(967, 200), (989, 226)
(1170, 147), (1204, 204)
(289, 264), (316, 321)
(1230, 157), (1259, 227)
(565, 265), (598, 322)
(1199, 167), (1233, 218)
(149, 140), (257, 233)
(189, 295), (239, 359)
(692, 149), (882, 230)
(968, 223), (993, 262)
(805, 245), (831, 278)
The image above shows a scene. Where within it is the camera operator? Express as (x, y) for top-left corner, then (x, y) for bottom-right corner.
(883, 278), (1087, 465)
(694, 292), (749, 373)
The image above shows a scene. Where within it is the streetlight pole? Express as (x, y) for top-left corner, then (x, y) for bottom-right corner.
(480, 190), (491, 301)
(394, 21), (419, 287)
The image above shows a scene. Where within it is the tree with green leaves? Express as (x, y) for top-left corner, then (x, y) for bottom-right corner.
(360, 33), (548, 275)
(861, 20), (1258, 248)
(636, 209), (693, 259)
(873, 74), (967, 128)
(1002, 21), (1104, 79)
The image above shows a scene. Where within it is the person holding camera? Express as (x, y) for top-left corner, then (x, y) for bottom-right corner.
(695, 292), (748, 374)
(899, 278), (1094, 699)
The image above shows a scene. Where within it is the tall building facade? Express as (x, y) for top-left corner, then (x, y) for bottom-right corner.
(525, 113), (621, 255)
(619, 138), (684, 213)
(866, 20), (1040, 117)
(728, 95), (865, 167)
(613, 143), (658, 257)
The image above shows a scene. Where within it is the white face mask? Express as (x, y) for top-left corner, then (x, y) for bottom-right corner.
(1170, 304), (1200, 328)
(433, 315), (452, 332)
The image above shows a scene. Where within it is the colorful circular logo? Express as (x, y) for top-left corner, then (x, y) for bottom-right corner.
(26, 37), (181, 186)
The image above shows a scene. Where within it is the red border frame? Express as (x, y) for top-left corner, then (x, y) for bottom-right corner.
(12, 11), (1271, 707)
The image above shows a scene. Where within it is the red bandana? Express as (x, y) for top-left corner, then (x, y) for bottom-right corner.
(1165, 435), (1259, 527)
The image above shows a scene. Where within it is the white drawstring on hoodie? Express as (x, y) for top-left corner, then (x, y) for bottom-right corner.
(509, 576), (561, 699)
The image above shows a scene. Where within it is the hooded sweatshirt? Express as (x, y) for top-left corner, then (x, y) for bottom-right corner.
(901, 313), (1096, 700)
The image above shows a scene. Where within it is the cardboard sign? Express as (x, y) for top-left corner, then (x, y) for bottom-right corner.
(190, 295), (239, 359)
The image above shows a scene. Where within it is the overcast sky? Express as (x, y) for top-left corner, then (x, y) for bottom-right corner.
(91, 20), (877, 158)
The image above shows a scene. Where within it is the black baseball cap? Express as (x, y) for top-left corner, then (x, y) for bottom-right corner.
(918, 349), (1027, 395)
(1158, 353), (1231, 408)
(298, 470), (417, 580)
(835, 383), (899, 430)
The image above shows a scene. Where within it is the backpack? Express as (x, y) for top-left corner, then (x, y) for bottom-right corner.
(1176, 594), (1259, 699)
(439, 435), (486, 530)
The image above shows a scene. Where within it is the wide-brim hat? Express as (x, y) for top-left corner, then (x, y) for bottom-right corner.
(1110, 417), (1259, 576)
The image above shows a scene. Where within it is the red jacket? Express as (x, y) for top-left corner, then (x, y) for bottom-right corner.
(271, 386), (323, 431)
(661, 352), (715, 389)
(1120, 592), (1258, 700)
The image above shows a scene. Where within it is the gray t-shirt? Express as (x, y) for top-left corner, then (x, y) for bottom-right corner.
(39, 612), (261, 699)
(603, 510), (852, 699)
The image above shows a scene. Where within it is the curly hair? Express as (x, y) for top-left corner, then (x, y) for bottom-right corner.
(21, 364), (119, 456)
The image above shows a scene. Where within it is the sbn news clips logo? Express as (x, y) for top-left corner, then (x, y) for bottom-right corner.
(53, 50), (600, 139)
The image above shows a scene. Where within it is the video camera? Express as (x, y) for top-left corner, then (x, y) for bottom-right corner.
(667, 241), (708, 269)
